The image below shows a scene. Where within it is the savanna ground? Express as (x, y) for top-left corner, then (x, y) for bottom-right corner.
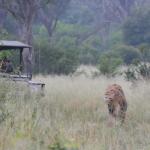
(0, 72), (150, 150)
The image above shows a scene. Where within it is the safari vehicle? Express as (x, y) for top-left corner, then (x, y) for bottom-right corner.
(0, 40), (45, 92)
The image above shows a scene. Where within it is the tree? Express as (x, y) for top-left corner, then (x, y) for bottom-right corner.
(0, 9), (7, 29)
(123, 8), (150, 46)
(0, 0), (44, 76)
(0, 0), (41, 45)
(113, 45), (140, 64)
(138, 43), (150, 62)
(39, 0), (71, 38)
(71, 0), (150, 46)
(34, 38), (79, 74)
(66, 0), (135, 46)
(99, 52), (123, 75)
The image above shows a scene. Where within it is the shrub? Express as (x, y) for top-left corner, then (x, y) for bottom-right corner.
(34, 39), (79, 75)
(112, 44), (140, 64)
(99, 52), (123, 76)
(48, 136), (79, 150)
(124, 62), (150, 81)
(138, 43), (150, 62)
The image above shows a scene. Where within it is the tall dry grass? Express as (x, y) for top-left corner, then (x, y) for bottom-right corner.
(0, 75), (150, 150)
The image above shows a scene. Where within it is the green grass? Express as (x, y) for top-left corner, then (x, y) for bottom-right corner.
(0, 76), (150, 150)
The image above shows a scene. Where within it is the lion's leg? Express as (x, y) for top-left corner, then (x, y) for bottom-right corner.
(107, 102), (116, 126)
(119, 101), (127, 124)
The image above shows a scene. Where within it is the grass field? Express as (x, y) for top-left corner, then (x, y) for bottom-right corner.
(0, 75), (150, 150)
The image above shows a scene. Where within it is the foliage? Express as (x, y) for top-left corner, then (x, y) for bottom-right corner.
(138, 43), (150, 62)
(48, 137), (79, 150)
(48, 141), (67, 150)
(1, 0), (150, 75)
(112, 44), (140, 64)
(98, 44), (140, 76)
(64, 1), (94, 25)
(99, 52), (123, 76)
(79, 35), (102, 65)
(0, 29), (20, 68)
(124, 62), (150, 81)
(54, 22), (103, 65)
(124, 67), (137, 81)
(34, 35), (79, 74)
(107, 30), (123, 49)
(0, 28), (9, 39)
(123, 8), (150, 46)
(33, 23), (103, 74)
(0, 51), (11, 59)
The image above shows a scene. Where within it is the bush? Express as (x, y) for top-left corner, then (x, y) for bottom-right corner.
(124, 62), (150, 81)
(112, 44), (140, 64)
(79, 36), (102, 65)
(138, 43), (150, 62)
(34, 39), (79, 75)
(99, 52), (123, 76)
(48, 136), (79, 150)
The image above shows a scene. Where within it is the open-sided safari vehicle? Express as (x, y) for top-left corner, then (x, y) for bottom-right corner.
(0, 40), (45, 92)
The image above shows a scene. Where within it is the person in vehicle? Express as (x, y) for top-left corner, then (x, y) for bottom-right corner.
(5, 59), (13, 73)
(1, 57), (7, 71)
(0, 59), (2, 70)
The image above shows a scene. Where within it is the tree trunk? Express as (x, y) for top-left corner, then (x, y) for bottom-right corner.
(44, 20), (55, 38)
(19, 22), (33, 79)
(0, 10), (7, 29)
(39, 8), (57, 40)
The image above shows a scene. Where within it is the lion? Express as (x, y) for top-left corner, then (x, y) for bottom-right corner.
(104, 84), (127, 126)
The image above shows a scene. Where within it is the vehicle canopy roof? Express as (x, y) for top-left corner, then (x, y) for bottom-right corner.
(0, 40), (31, 51)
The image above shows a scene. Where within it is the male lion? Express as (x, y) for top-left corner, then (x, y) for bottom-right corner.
(104, 84), (127, 125)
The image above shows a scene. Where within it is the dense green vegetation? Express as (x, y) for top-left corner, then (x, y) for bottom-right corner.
(0, 0), (150, 76)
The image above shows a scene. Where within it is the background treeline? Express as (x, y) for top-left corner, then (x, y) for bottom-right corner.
(0, 0), (150, 76)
